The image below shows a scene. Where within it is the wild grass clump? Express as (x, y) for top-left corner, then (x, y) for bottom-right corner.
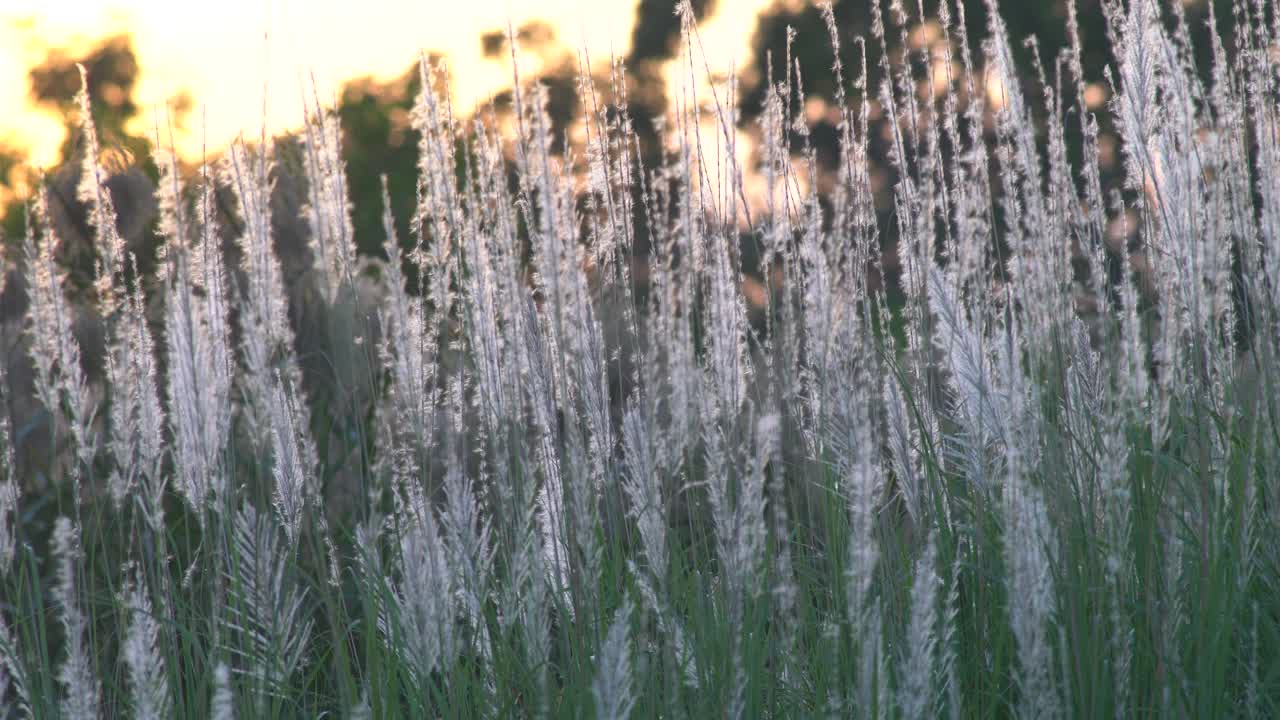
(0, 0), (1278, 717)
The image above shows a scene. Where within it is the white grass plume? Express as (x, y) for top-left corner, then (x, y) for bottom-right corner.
(898, 534), (940, 719)
(52, 517), (100, 719)
(927, 267), (1010, 484)
(73, 64), (126, 316)
(0, 612), (31, 716)
(375, 175), (438, 492)
(23, 188), (95, 479)
(593, 600), (636, 720)
(379, 489), (457, 684)
(0, 366), (16, 574)
(1005, 482), (1060, 718)
(266, 371), (318, 544)
(223, 505), (312, 706)
(222, 138), (300, 445)
(300, 99), (359, 301)
(163, 157), (235, 521)
(883, 372), (923, 521)
(121, 562), (170, 720)
(105, 277), (165, 514)
(621, 401), (667, 584)
(441, 462), (495, 661)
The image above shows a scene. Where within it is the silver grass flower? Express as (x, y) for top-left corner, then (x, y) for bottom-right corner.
(519, 297), (576, 615)
(223, 138), (300, 444)
(831, 340), (883, 627)
(223, 505), (312, 706)
(71, 88), (167, 514)
(0, 367), (16, 574)
(592, 600), (636, 720)
(858, 604), (886, 715)
(105, 278), (165, 514)
(375, 176), (438, 494)
(0, 478), (13, 577)
(565, 427), (604, 619)
(23, 188), (95, 479)
(982, 0), (1070, 352)
(73, 64), (127, 316)
(927, 267), (1010, 484)
(458, 221), (509, 438)
(1064, 321), (1132, 717)
(0, 611), (31, 716)
(534, 433), (574, 615)
(939, 556), (963, 720)
(797, 205), (838, 452)
(381, 490), (457, 683)
(0, 634), (10, 711)
(121, 562), (170, 720)
(899, 535), (940, 719)
(743, 412), (778, 603)
(621, 402), (667, 582)
(764, 409), (799, 685)
(411, 55), (463, 296)
(725, 661), (748, 720)
(1005, 482), (1060, 719)
(441, 461), (495, 662)
(300, 100), (359, 301)
(52, 517), (100, 719)
(701, 227), (751, 418)
(164, 157), (234, 521)
(514, 502), (554, 710)
(622, 403), (698, 688)
(883, 374), (923, 521)
(266, 371), (318, 544)
(150, 133), (185, 285)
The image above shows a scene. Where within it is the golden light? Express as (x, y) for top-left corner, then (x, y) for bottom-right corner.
(1, 0), (662, 166)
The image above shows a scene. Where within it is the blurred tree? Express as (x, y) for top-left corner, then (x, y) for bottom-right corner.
(2, 0), (1238, 293)
(0, 146), (30, 242)
(624, 0), (717, 157)
(739, 0), (1232, 136)
(2, 35), (186, 271)
(738, 0), (1114, 127)
(29, 34), (150, 165)
(337, 65), (422, 261)
(630, 0), (717, 62)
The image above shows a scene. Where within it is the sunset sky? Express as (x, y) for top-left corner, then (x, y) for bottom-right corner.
(0, 0), (774, 169)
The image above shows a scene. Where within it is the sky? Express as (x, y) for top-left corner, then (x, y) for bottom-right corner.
(0, 0), (775, 169)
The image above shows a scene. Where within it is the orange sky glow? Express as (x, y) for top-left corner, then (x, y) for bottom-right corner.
(1, 0), (775, 174)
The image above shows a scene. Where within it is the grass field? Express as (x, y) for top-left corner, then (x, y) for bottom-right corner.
(0, 0), (1278, 717)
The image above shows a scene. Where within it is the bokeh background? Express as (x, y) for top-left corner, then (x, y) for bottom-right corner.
(0, 0), (1249, 587)
(0, 0), (1230, 257)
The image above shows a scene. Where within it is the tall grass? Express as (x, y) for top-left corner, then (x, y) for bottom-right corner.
(1, 0), (1278, 716)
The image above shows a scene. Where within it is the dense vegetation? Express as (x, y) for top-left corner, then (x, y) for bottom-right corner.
(0, 0), (1278, 717)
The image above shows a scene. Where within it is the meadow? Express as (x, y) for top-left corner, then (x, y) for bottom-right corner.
(0, 0), (1277, 717)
